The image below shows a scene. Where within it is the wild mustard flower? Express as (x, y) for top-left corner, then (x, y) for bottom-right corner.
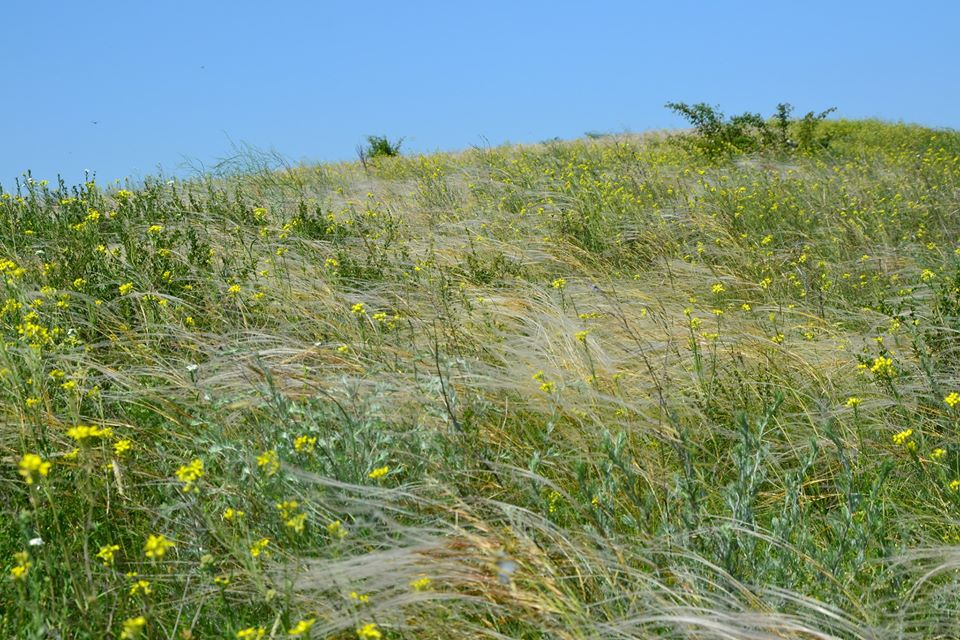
(119, 282), (134, 296)
(276, 500), (299, 518)
(289, 619), (316, 636)
(294, 435), (316, 453)
(256, 449), (279, 476)
(711, 283), (725, 294)
(892, 429), (916, 451)
(175, 458), (204, 493)
(410, 576), (432, 591)
(950, 479), (960, 491)
(351, 302), (366, 315)
(147, 224), (163, 234)
(327, 520), (347, 540)
(227, 284), (242, 295)
(144, 534), (174, 559)
(18, 453), (51, 484)
(120, 616), (146, 639)
(551, 278), (566, 290)
(249, 538), (270, 558)
(114, 439), (133, 457)
(236, 628), (266, 639)
(870, 356), (895, 379)
(349, 591), (370, 603)
(285, 513), (307, 533)
(845, 396), (862, 408)
(67, 425), (114, 442)
(931, 448), (947, 461)
(367, 465), (389, 480)
(356, 622), (382, 639)
(223, 507), (245, 521)
(97, 544), (120, 566)
(575, 330), (590, 342)
(129, 579), (152, 596)
(945, 392), (960, 408)
(10, 551), (31, 580)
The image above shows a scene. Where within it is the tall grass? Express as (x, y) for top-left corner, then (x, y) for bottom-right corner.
(2, 120), (960, 638)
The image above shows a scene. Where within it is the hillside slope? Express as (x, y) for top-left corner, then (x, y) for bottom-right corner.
(3, 121), (960, 638)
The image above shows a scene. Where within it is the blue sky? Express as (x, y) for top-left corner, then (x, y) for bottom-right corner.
(2, 0), (958, 187)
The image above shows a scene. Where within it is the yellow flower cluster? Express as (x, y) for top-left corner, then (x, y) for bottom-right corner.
(367, 465), (389, 480)
(120, 616), (146, 639)
(249, 537), (270, 558)
(66, 425), (114, 442)
(18, 453), (52, 484)
(892, 429), (916, 451)
(256, 449), (280, 476)
(356, 622), (382, 639)
(10, 551), (31, 580)
(144, 534), (174, 559)
(294, 434), (317, 453)
(175, 458), (204, 493)
(870, 356), (895, 379)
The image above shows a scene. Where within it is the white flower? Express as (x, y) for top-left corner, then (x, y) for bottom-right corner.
(28, 537), (44, 547)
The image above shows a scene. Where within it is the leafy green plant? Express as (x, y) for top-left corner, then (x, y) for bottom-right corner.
(665, 101), (836, 155)
(357, 135), (403, 168)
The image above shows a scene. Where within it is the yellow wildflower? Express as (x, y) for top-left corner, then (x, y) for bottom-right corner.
(349, 591), (369, 603)
(144, 534), (174, 559)
(286, 513), (307, 534)
(97, 544), (120, 566)
(129, 579), (152, 596)
(351, 302), (366, 315)
(294, 435), (316, 453)
(175, 458), (204, 493)
(249, 538), (270, 558)
(367, 465), (389, 480)
(551, 278), (566, 290)
(236, 628), (265, 639)
(870, 356), (895, 378)
(356, 622), (382, 639)
(223, 507), (245, 521)
(18, 453), (52, 484)
(931, 448), (947, 461)
(10, 551), (30, 580)
(120, 616), (146, 639)
(327, 520), (347, 540)
(276, 500), (300, 518)
(892, 429), (915, 451)
(256, 449), (280, 476)
(289, 618), (316, 636)
(66, 425), (114, 442)
(114, 439), (133, 457)
(119, 282), (134, 296)
(409, 576), (432, 591)
(945, 392), (960, 408)
(845, 396), (862, 408)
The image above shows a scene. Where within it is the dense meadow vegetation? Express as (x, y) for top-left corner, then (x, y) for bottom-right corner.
(2, 119), (960, 639)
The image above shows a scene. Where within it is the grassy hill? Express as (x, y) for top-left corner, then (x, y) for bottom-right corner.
(2, 120), (960, 639)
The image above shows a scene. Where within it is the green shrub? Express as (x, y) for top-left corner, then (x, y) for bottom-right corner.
(666, 101), (835, 155)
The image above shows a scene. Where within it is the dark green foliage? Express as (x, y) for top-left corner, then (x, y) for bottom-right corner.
(665, 101), (836, 155)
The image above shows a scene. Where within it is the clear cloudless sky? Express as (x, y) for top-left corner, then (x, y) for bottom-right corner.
(2, 0), (958, 187)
